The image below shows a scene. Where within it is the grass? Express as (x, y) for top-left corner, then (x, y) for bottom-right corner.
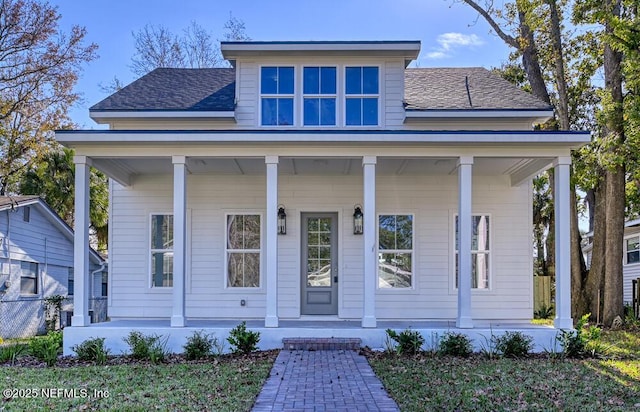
(369, 329), (640, 411)
(0, 353), (276, 411)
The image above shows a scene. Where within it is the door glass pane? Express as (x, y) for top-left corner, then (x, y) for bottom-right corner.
(307, 218), (332, 287)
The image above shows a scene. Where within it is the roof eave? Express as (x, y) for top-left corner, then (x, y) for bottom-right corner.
(404, 109), (554, 124)
(90, 110), (237, 124)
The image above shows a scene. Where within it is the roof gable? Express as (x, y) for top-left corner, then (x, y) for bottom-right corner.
(0, 196), (104, 264)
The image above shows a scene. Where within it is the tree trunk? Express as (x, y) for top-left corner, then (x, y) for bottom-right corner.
(601, 0), (625, 326)
(585, 182), (606, 321)
(546, 170), (556, 278)
(570, 185), (588, 319)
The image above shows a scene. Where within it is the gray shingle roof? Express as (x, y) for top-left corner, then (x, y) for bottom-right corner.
(0, 195), (40, 210)
(404, 67), (550, 110)
(90, 66), (550, 112)
(90, 68), (236, 112)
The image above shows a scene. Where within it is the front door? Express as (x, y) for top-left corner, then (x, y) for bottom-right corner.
(301, 213), (338, 315)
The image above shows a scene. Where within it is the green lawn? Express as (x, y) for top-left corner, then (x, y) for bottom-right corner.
(369, 328), (640, 411)
(0, 353), (276, 411)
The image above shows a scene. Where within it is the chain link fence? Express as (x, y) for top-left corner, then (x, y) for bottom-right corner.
(0, 297), (107, 339)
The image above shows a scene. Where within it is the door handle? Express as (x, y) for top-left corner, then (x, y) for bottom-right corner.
(333, 276), (338, 283)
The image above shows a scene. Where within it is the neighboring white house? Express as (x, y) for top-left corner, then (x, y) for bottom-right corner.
(582, 218), (640, 306)
(0, 196), (106, 338)
(58, 41), (591, 354)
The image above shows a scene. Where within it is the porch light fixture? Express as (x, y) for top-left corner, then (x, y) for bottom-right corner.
(353, 205), (363, 235)
(277, 205), (287, 235)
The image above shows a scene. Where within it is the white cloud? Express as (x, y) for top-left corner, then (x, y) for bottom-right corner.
(425, 33), (484, 60)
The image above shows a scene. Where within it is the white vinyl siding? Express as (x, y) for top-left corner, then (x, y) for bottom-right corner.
(109, 172), (531, 322)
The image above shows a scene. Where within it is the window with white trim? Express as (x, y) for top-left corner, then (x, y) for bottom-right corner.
(150, 214), (173, 287)
(625, 236), (640, 265)
(455, 215), (490, 289)
(261, 66), (294, 126)
(20, 261), (38, 295)
(226, 214), (261, 288)
(67, 267), (74, 296)
(378, 214), (413, 288)
(303, 66), (337, 126)
(345, 66), (379, 126)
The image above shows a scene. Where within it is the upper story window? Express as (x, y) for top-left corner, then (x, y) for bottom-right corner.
(625, 236), (640, 265)
(345, 66), (379, 126)
(303, 67), (337, 126)
(261, 66), (294, 126)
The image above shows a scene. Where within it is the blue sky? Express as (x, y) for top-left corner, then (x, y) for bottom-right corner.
(49, 0), (513, 128)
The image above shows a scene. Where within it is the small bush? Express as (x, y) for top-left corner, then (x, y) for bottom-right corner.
(184, 330), (219, 360)
(72, 337), (110, 364)
(439, 332), (473, 357)
(556, 313), (603, 359)
(0, 344), (27, 365)
(534, 304), (554, 320)
(29, 331), (63, 367)
(227, 322), (260, 354)
(493, 331), (533, 358)
(124, 331), (169, 363)
(385, 328), (425, 355)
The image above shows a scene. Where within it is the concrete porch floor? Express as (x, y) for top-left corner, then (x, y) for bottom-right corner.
(62, 318), (562, 356)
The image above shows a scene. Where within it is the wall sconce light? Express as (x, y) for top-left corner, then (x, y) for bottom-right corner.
(353, 204), (363, 235)
(277, 205), (287, 235)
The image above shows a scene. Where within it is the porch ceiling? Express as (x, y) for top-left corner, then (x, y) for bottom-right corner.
(91, 156), (553, 186)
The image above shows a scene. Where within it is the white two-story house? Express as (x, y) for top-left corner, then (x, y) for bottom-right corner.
(59, 41), (590, 354)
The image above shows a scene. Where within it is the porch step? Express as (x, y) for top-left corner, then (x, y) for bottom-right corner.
(282, 337), (362, 351)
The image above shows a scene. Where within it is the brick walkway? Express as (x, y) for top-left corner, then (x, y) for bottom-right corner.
(252, 350), (399, 411)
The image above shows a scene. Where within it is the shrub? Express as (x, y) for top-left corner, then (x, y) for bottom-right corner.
(385, 328), (425, 355)
(0, 343), (27, 365)
(124, 331), (169, 363)
(227, 322), (260, 354)
(556, 313), (603, 359)
(72, 337), (110, 364)
(29, 331), (63, 367)
(493, 331), (533, 358)
(534, 304), (554, 320)
(439, 332), (473, 357)
(184, 330), (219, 360)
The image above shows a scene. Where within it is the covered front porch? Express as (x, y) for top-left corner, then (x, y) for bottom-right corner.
(62, 318), (559, 355)
(59, 130), (589, 348)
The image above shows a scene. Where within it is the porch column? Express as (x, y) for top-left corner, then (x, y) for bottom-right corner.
(265, 156), (279, 327)
(171, 156), (187, 327)
(554, 157), (573, 329)
(362, 156), (377, 328)
(457, 156), (474, 329)
(71, 156), (91, 326)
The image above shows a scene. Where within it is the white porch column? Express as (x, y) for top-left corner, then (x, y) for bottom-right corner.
(362, 156), (377, 328)
(265, 156), (279, 327)
(72, 156), (91, 326)
(554, 156), (573, 329)
(171, 156), (187, 327)
(457, 156), (474, 329)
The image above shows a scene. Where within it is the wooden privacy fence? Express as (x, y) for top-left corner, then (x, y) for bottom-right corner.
(633, 278), (639, 319)
(534, 276), (552, 312)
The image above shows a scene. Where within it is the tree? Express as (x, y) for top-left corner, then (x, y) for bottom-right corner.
(0, 0), (98, 195)
(129, 15), (250, 76)
(19, 146), (109, 251)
